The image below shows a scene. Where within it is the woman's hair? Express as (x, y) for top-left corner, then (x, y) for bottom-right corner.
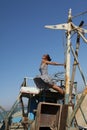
(46, 54), (51, 61)
(42, 54), (52, 61)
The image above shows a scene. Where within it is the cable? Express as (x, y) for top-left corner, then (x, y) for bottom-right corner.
(72, 10), (87, 19)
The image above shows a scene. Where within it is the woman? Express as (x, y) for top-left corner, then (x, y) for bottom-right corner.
(34, 54), (65, 95)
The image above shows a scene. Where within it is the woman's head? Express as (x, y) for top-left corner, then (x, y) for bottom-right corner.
(42, 54), (51, 61)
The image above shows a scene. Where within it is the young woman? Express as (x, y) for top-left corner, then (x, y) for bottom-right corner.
(34, 54), (65, 95)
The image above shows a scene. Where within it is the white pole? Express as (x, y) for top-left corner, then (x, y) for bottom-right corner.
(65, 9), (72, 104)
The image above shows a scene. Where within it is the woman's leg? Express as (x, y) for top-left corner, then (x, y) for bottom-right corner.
(49, 84), (64, 95)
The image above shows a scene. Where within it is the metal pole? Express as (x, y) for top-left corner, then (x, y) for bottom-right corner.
(64, 9), (75, 130)
(65, 9), (72, 104)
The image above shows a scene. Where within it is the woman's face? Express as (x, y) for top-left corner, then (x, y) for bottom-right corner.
(42, 55), (48, 60)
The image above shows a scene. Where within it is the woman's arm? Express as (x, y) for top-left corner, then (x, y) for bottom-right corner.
(44, 60), (64, 66)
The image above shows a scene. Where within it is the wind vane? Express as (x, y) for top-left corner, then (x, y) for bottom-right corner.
(45, 9), (87, 43)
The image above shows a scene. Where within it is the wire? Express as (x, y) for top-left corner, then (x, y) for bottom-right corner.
(72, 10), (87, 19)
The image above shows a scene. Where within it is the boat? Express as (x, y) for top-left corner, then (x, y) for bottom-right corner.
(0, 9), (87, 130)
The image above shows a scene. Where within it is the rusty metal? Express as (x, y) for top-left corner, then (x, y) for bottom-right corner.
(34, 102), (74, 130)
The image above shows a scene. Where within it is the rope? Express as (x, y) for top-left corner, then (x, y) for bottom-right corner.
(72, 10), (87, 19)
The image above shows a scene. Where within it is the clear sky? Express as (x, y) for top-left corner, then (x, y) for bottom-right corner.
(0, 0), (87, 110)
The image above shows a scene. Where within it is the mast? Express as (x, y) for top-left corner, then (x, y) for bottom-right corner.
(65, 9), (72, 104)
(45, 9), (72, 104)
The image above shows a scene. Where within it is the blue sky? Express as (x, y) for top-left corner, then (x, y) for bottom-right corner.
(0, 0), (87, 110)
